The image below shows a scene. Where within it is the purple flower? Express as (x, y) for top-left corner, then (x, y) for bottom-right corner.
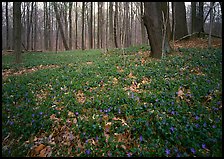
(203, 122), (207, 127)
(195, 124), (200, 128)
(83, 132), (86, 136)
(170, 126), (175, 133)
(75, 112), (79, 116)
(9, 121), (14, 125)
(171, 101), (174, 105)
(32, 114), (35, 117)
(32, 120), (35, 123)
(171, 111), (175, 115)
(131, 92), (134, 99)
(127, 152), (132, 157)
(96, 136), (98, 141)
(165, 148), (170, 155)
(202, 144), (206, 149)
(155, 99), (158, 102)
(139, 135), (143, 142)
(39, 112), (43, 115)
(195, 116), (199, 120)
(191, 148), (196, 154)
(107, 108), (111, 112)
(85, 149), (91, 155)
(212, 125), (216, 128)
(217, 101), (221, 105)
(104, 109), (108, 113)
(100, 109), (102, 112)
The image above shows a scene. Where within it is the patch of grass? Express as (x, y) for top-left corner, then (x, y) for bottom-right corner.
(2, 47), (222, 157)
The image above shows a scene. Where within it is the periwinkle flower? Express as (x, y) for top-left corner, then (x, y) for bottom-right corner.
(165, 148), (170, 155)
(171, 101), (174, 105)
(171, 111), (175, 115)
(217, 101), (221, 105)
(195, 124), (200, 128)
(191, 148), (196, 154)
(9, 121), (14, 125)
(139, 135), (143, 142)
(118, 108), (121, 114)
(131, 92), (134, 99)
(195, 116), (199, 120)
(203, 122), (207, 127)
(75, 112), (79, 116)
(127, 152), (132, 157)
(32, 114), (35, 117)
(170, 126), (175, 133)
(212, 125), (216, 128)
(100, 109), (102, 112)
(202, 144), (206, 149)
(85, 149), (91, 155)
(39, 112), (43, 115)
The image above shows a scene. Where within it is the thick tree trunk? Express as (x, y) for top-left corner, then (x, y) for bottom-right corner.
(81, 2), (85, 50)
(143, 2), (163, 59)
(173, 2), (188, 40)
(69, 2), (73, 50)
(114, 2), (118, 48)
(191, 2), (196, 34)
(89, 2), (93, 49)
(6, 2), (10, 50)
(53, 2), (69, 50)
(208, 2), (214, 48)
(13, 2), (22, 63)
(109, 2), (114, 48)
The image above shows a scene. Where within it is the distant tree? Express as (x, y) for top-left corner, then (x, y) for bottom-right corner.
(6, 2), (10, 50)
(69, 2), (73, 50)
(75, 2), (78, 49)
(53, 2), (69, 50)
(208, 2), (214, 48)
(173, 2), (188, 40)
(82, 2), (85, 50)
(109, 2), (114, 48)
(191, 2), (196, 33)
(114, 2), (118, 48)
(13, 2), (22, 63)
(143, 2), (163, 59)
(89, 2), (93, 49)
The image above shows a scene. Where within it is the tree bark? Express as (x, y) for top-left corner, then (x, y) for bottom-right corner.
(208, 2), (214, 48)
(6, 2), (10, 50)
(34, 2), (37, 51)
(109, 2), (114, 48)
(13, 2), (22, 63)
(81, 2), (85, 50)
(191, 2), (196, 34)
(53, 2), (69, 50)
(173, 2), (188, 40)
(69, 2), (73, 50)
(143, 2), (163, 59)
(114, 2), (118, 48)
(75, 2), (78, 49)
(89, 2), (93, 49)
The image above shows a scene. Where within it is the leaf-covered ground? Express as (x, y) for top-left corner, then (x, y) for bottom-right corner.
(2, 43), (222, 157)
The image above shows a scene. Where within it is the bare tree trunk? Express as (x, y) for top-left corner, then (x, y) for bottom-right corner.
(34, 2), (37, 51)
(63, 3), (68, 44)
(124, 2), (130, 48)
(191, 2), (196, 34)
(26, 2), (31, 50)
(97, 2), (100, 49)
(30, 2), (34, 50)
(198, 2), (204, 33)
(82, 2), (85, 50)
(6, 2), (10, 50)
(140, 2), (146, 44)
(143, 2), (163, 59)
(173, 2), (188, 40)
(114, 2), (118, 48)
(44, 2), (49, 50)
(89, 2), (93, 49)
(75, 2), (78, 49)
(53, 2), (69, 50)
(69, 2), (73, 50)
(208, 2), (214, 48)
(109, 2), (114, 48)
(13, 2), (22, 63)
(48, 3), (52, 51)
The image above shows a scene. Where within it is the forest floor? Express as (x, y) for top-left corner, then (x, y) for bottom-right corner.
(2, 37), (222, 157)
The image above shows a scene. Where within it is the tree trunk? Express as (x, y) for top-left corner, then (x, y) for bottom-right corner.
(143, 2), (163, 59)
(26, 2), (31, 50)
(6, 2), (10, 50)
(124, 2), (130, 48)
(198, 2), (204, 33)
(114, 2), (118, 48)
(208, 2), (214, 48)
(81, 2), (85, 50)
(191, 2), (196, 34)
(69, 2), (73, 50)
(173, 2), (188, 40)
(75, 2), (78, 49)
(53, 2), (69, 50)
(89, 2), (93, 49)
(63, 3), (68, 44)
(44, 2), (49, 50)
(109, 2), (114, 48)
(34, 2), (37, 51)
(13, 2), (22, 63)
